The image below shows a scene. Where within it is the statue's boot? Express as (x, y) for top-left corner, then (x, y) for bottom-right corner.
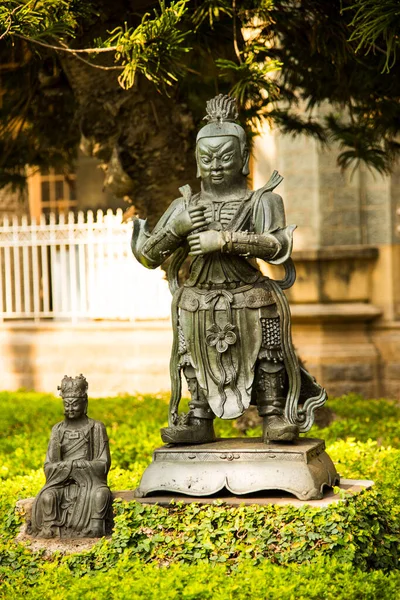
(161, 365), (216, 444)
(255, 362), (298, 443)
(262, 413), (298, 443)
(161, 416), (215, 445)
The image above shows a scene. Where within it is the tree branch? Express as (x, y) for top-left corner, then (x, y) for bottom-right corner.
(63, 51), (124, 71)
(9, 33), (123, 71)
(57, 41), (123, 71)
(11, 32), (117, 53)
(0, 5), (20, 41)
(232, 0), (242, 64)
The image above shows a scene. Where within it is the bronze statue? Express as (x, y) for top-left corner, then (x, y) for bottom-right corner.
(132, 94), (327, 446)
(31, 375), (112, 538)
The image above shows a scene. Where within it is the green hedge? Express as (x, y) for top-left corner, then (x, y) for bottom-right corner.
(3, 557), (400, 600)
(0, 392), (399, 599)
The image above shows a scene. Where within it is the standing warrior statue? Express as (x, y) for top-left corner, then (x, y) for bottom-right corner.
(132, 94), (326, 445)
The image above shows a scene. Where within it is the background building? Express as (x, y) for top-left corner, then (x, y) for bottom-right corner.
(253, 118), (400, 400)
(0, 124), (399, 399)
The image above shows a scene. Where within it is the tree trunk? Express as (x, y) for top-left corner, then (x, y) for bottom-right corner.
(60, 54), (198, 226)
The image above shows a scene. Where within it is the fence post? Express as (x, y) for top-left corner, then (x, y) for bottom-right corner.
(0, 209), (170, 321)
(68, 211), (78, 324)
(31, 214), (41, 322)
(77, 211), (87, 317)
(12, 215), (22, 315)
(40, 213), (50, 315)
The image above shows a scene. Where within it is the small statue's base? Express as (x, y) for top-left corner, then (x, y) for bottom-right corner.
(135, 437), (339, 501)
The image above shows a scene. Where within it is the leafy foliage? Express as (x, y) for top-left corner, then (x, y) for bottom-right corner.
(103, 1), (190, 91)
(0, 0), (400, 194)
(0, 1), (190, 81)
(0, 0), (87, 40)
(1, 555), (399, 600)
(192, 0), (233, 30)
(0, 391), (399, 600)
(346, 0), (400, 73)
(104, 488), (399, 571)
(244, 0), (400, 173)
(216, 56), (281, 125)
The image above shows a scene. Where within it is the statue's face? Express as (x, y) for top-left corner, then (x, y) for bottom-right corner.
(63, 396), (86, 420)
(196, 136), (244, 189)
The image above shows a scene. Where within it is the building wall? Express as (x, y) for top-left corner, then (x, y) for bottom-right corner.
(253, 121), (400, 400)
(1, 314), (399, 401)
(0, 186), (29, 218)
(75, 153), (125, 213)
(0, 321), (174, 397)
(0, 121), (399, 400)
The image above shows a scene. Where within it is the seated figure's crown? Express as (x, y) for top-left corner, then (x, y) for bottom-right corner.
(58, 374), (88, 398)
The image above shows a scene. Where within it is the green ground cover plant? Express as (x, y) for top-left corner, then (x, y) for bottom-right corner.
(0, 391), (399, 599)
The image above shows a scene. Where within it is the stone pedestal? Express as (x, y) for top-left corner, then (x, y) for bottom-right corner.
(135, 437), (339, 501)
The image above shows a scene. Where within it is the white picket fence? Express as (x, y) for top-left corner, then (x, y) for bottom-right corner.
(0, 209), (171, 322)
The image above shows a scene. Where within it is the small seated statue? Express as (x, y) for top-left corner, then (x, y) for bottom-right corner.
(31, 375), (112, 538)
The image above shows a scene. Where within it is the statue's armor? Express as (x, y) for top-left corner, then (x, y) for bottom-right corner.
(176, 190), (288, 419)
(140, 224), (182, 267)
(132, 179), (326, 433)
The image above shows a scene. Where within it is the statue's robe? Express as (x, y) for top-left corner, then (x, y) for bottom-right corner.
(133, 181), (326, 431)
(31, 419), (111, 537)
(176, 189), (293, 419)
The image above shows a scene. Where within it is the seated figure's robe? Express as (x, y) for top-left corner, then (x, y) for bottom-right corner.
(31, 418), (111, 537)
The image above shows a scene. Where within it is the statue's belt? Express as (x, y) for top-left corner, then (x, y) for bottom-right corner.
(179, 284), (276, 312)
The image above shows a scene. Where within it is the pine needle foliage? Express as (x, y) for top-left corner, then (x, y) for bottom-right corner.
(0, 0), (399, 192)
(106, 1), (190, 91)
(346, 0), (400, 73)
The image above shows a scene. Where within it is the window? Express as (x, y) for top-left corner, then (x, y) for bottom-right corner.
(28, 168), (77, 218)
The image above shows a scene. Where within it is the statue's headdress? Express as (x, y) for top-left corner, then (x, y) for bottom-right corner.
(197, 94), (246, 147)
(58, 374), (88, 399)
(203, 94), (239, 123)
(196, 94), (249, 175)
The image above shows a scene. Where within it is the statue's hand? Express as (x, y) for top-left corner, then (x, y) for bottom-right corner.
(57, 461), (70, 469)
(188, 230), (223, 255)
(170, 206), (207, 237)
(170, 409), (178, 426)
(74, 459), (90, 469)
(203, 205), (213, 224)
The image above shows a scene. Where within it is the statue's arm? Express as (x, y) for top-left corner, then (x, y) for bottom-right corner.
(132, 196), (207, 269)
(225, 191), (293, 262)
(43, 424), (71, 478)
(251, 191), (295, 264)
(219, 230), (282, 261)
(90, 422), (111, 476)
(188, 192), (294, 263)
(188, 228), (283, 260)
(135, 198), (185, 268)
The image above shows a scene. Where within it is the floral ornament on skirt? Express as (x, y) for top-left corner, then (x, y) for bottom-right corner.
(206, 323), (237, 353)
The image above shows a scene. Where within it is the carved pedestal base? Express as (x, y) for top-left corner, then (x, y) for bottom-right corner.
(135, 437), (339, 501)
